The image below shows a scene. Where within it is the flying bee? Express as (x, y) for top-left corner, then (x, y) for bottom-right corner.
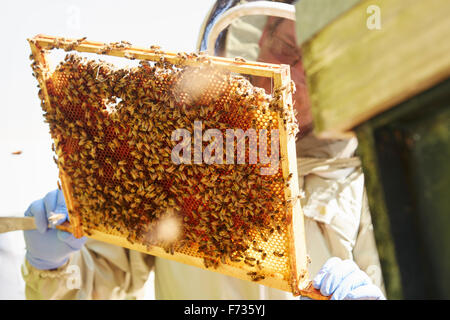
(290, 80), (296, 94)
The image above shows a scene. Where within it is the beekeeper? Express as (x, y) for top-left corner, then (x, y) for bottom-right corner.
(21, 2), (386, 300)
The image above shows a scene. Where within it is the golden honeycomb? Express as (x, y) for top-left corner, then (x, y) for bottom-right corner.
(28, 35), (309, 295)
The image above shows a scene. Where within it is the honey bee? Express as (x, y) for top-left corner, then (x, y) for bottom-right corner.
(290, 80), (296, 94)
(251, 275), (265, 282)
(124, 52), (136, 60)
(276, 225), (282, 234)
(244, 260), (255, 267)
(273, 251), (284, 258)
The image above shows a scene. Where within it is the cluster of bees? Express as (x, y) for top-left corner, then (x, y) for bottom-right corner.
(29, 38), (298, 282)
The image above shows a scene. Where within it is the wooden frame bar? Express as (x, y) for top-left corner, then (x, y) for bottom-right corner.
(301, 0), (450, 134)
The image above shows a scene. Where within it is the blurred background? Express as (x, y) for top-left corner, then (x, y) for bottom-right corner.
(0, 0), (215, 299)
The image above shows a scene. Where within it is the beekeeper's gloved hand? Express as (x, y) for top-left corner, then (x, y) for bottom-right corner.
(313, 257), (386, 300)
(23, 189), (86, 270)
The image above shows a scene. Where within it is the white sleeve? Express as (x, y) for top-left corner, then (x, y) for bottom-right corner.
(22, 238), (154, 300)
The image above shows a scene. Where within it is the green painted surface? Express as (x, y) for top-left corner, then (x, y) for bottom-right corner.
(295, 0), (361, 45)
(396, 104), (450, 298)
(356, 78), (450, 299)
(356, 124), (404, 299)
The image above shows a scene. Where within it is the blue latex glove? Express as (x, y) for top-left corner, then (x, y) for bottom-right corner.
(24, 189), (86, 270)
(313, 257), (386, 300)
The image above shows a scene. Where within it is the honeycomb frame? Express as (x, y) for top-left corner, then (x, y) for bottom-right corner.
(28, 34), (311, 296)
